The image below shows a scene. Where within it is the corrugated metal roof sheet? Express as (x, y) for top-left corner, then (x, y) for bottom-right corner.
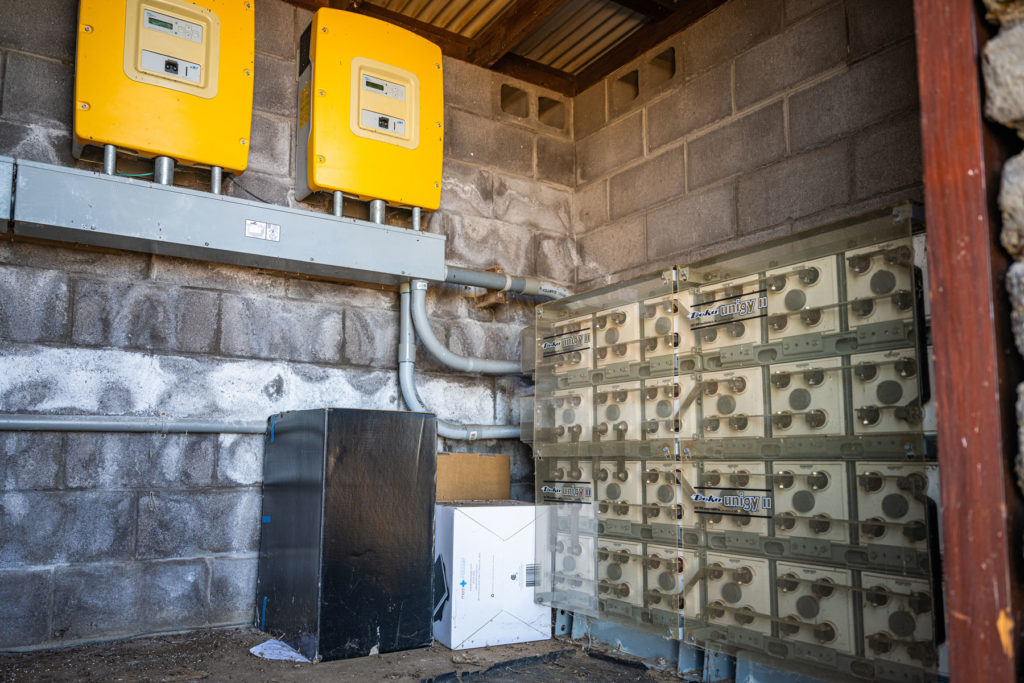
(367, 0), (518, 38)
(364, 0), (649, 74)
(512, 0), (647, 73)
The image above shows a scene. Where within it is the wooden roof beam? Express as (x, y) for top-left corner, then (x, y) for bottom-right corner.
(574, 0), (726, 93)
(491, 53), (576, 96)
(466, 0), (570, 68)
(338, 1), (476, 60)
(606, 0), (672, 21)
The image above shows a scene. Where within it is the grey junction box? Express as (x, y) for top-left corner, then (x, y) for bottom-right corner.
(11, 160), (446, 285)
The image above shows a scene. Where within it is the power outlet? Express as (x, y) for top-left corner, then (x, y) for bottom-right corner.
(775, 561), (856, 655)
(701, 461), (769, 536)
(766, 256), (840, 340)
(851, 350), (922, 435)
(701, 368), (766, 439)
(705, 552), (772, 635)
(844, 239), (915, 326)
(595, 304), (641, 368)
(597, 539), (644, 606)
(772, 461), (850, 544)
(861, 572), (937, 668)
(768, 358), (846, 437)
(855, 462), (934, 551)
(642, 376), (699, 440)
(594, 380), (642, 441)
(691, 276), (764, 350)
(644, 544), (702, 620)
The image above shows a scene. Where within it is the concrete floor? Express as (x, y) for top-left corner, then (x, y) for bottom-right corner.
(0, 627), (677, 682)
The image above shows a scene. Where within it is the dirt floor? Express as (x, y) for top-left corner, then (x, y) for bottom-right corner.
(0, 627), (679, 682)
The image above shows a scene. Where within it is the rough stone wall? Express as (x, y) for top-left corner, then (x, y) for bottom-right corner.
(571, 0), (922, 289)
(0, 0), (571, 650)
(982, 0), (1024, 496)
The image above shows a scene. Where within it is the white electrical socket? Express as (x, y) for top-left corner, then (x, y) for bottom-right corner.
(700, 368), (765, 439)
(766, 256), (840, 340)
(644, 544), (702, 620)
(542, 386), (593, 443)
(775, 561), (856, 655)
(855, 462), (934, 551)
(596, 461), (643, 524)
(545, 314), (593, 376)
(768, 358), (846, 437)
(691, 275), (765, 350)
(597, 539), (644, 606)
(594, 380), (642, 442)
(701, 461), (769, 536)
(861, 572), (936, 668)
(595, 303), (641, 368)
(642, 376), (699, 440)
(644, 461), (698, 530)
(704, 552), (772, 635)
(772, 460), (850, 544)
(641, 293), (696, 363)
(850, 349), (922, 435)
(845, 238), (915, 325)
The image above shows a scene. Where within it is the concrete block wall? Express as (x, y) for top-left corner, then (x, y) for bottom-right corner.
(572, 0), (922, 289)
(0, 0), (570, 650)
(0, 0), (924, 652)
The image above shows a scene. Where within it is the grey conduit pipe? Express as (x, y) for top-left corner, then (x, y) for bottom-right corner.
(410, 279), (521, 375)
(0, 414), (266, 433)
(444, 266), (572, 299)
(400, 284), (521, 440)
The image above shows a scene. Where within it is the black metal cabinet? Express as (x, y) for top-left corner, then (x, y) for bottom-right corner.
(256, 408), (437, 661)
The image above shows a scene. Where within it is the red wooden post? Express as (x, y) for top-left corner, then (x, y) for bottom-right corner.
(913, 0), (1024, 680)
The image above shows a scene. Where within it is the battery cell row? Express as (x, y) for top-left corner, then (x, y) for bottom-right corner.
(538, 348), (923, 443)
(539, 238), (917, 382)
(540, 539), (937, 671)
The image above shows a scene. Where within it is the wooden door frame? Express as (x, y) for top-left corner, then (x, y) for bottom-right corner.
(913, 1), (1024, 680)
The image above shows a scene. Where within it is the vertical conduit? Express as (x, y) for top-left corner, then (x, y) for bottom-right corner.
(154, 156), (175, 185)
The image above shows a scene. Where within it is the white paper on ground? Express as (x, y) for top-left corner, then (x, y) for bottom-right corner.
(249, 639), (312, 663)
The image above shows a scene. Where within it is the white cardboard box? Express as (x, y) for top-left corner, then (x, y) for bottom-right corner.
(433, 503), (551, 649)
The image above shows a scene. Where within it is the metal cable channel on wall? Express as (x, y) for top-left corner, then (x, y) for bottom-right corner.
(0, 156), (561, 439)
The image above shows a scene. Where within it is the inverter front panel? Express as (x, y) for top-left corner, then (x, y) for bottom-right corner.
(74, 0), (254, 172)
(295, 9), (443, 209)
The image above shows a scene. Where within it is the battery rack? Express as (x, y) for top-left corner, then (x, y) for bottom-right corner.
(531, 204), (943, 683)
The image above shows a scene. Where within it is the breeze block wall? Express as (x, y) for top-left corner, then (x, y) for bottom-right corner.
(571, 0), (922, 289)
(0, 0), (572, 649)
(0, 0), (925, 653)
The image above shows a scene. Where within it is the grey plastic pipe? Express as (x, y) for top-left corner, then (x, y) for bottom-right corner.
(0, 414), (265, 433)
(444, 265), (572, 299)
(400, 284), (520, 440)
(409, 279), (521, 375)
